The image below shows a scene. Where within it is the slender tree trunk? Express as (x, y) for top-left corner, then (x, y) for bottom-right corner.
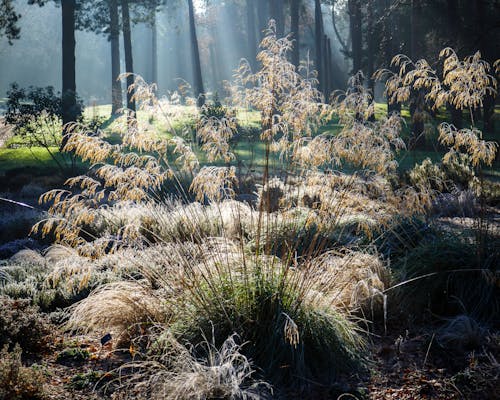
(331, 0), (350, 57)
(446, 0), (461, 128)
(290, 0), (300, 68)
(187, 0), (205, 107)
(314, 0), (324, 93)
(246, 0), (257, 69)
(384, 0), (400, 115)
(366, 0), (375, 95)
(61, 0), (78, 152)
(257, 0), (269, 39)
(110, 0), (122, 115)
(209, 43), (219, 92)
(151, 12), (158, 86)
(61, 0), (77, 126)
(323, 35), (331, 96)
(270, 0), (284, 37)
(122, 0), (136, 112)
(348, 0), (362, 74)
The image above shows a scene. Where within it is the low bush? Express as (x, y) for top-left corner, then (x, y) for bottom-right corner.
(391, 232), (500, 320)
(0, 296), (52, 354)
(0, 344), (47, 400)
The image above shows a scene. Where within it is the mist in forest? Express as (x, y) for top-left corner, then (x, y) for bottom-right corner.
(0, 0), (352, 106)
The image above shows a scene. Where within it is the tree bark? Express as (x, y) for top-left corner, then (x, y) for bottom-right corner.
(121, 0), (136, 112)
(446, 0), (461, 127)
(61, 0), (77, 127)
(151, 11), (158, 86)
(290, 0), (300, 68)
(331, 0), (350, 57)
(110, 0), (122, 115)
(366, 0), (375, 96)
(270, 0), (284, 37)
(348, 0), (362, 74)
(246, 0), (257, 69)
(314, 0), (324, 93)
(187, 0), (205, 107)
(384, 0), (400, 115)
(257, 0), (269, 39)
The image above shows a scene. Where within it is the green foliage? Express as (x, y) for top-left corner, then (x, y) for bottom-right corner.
(391, 232), (500, 320)
(172, 257), (366, 387)
(5, 84), (67, 135)
(69, 370), (108, 391)
(0, 344), (47, 400)
(199, 93), (232, 121)
(56, 347), (90, 364)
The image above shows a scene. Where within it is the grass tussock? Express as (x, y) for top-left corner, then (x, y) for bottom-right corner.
(114, 333), (272, 400)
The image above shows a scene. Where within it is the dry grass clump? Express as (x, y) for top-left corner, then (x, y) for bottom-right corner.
(68, 281), (168, 346)
(114, 334), (271, 400)
(306, 250), (390, 316)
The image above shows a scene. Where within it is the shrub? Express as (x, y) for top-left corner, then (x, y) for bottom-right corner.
(437, 315), (486, 353)
(0, 296), (52, 354)
(56, 347), (90, 365)
(0, 344), (47, 400)
(391, 232), (499, 320)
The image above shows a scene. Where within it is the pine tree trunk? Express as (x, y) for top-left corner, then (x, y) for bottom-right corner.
(152, 12), (158, 86)
(314, 0), (324, 93)
(257, 0), (269, 39)
(246, 0), (257, 69)
(348, 0), (362, 74)
(366, 0), (375, 95)
(290, 0), (300, 68)
(110, 0), (122, 115)
(270, 0), (284, 37)
(61, 0), (77, 126)
(122, 0), (136, 112)
(187, 0), (205, 107)
(445, 0), (461, 127)
(61, 0), (78, 151)
(384, 0), (400, 115)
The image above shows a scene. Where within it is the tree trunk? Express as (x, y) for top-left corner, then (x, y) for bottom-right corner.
(257, 0), (269, 39)
(270, 0), (284, 37)
(314, 0), (324, 93)
(122, 0), (136, 112)
(60, 0), (78, 152)
(348, 0), (362, 74)
(246, 0), (257, 69)
(366, 0), (375, 96)
(61, 0), (77, 127)
(445, 0), (461, 127)
(290, 0), (300, 68)
(331, 0), (350, 57)
(323, 35), (332, 96)
(110, 0), (122, 115)
(384, 0), (400, 115)
(151, 11), (158, 86)
(187, 0), (205, 107)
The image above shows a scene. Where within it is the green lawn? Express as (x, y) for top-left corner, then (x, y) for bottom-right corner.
(1, 103), (498, 181)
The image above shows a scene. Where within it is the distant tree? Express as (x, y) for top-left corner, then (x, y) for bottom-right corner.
(0, 0), (21, 44)
(187, 0), (205, 107)
(290, 0), (300, 68)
